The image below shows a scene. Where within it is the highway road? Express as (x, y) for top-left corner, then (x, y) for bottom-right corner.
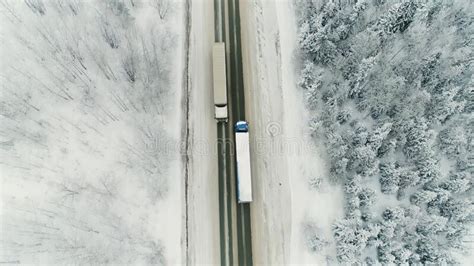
(227, 0), (253, 265)
(215, 0), (253, 265)
(214, 0), (233, 265)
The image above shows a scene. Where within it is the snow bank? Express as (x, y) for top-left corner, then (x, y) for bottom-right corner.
(240, 0), (344, 264)
(184, 0), (220, 264)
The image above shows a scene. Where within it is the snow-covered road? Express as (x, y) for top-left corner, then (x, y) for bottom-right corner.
(185, 0), (220, 264)
(240, 1), (291, 263)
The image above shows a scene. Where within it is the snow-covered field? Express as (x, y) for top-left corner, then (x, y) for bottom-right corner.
(0, 0), (185, 264)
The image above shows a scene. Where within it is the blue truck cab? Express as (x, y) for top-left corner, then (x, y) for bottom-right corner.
(235, 121), (249, 133)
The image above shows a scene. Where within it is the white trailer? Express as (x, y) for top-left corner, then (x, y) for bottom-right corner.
(235, 121), (252, 203)
(212, 43), (228, 120)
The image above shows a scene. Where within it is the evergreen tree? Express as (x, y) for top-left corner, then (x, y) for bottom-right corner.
(438, 125), (468, 159)
(368, 122), (393, 154)
(410, 189), (437, 206)
(376, 1), (418, 37)
(333, 219), (372, 264)
(379, 162), (399, 194)
(426, 86), (465, 123)
(440, 172), (471, 194)
(348, 146), (377, 176)
(416, 215), (448, 236)
(440, 198), (473, 221)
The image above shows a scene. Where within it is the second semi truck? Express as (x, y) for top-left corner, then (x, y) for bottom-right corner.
(235, 121), (252, 203)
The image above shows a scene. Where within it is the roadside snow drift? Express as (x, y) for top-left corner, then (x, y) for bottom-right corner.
(240, 0), (344, 264)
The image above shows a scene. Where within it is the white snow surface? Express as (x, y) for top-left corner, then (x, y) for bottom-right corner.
(240, 0), (344, 264)
(185, 0), (220, 264)
(0, 0), (185, 264)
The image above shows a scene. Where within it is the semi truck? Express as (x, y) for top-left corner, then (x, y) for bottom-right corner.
(235, 121), (252, 203)
(212, 43), (228, 120)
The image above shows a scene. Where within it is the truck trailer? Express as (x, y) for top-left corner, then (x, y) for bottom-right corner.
(235, 121), (252, 203)
(212, 43), (228, 120)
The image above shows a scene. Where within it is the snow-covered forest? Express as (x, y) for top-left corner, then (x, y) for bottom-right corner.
(296, 0), (473, 264)
(1, 0), (472, 264)
(0, 0), (184, 264)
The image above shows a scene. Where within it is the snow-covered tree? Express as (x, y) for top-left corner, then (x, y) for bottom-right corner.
(295, 0), (474, 263)
(438, 125), (468, 159)
(333, 219), (372, 264)
(379, 162), (400, 194)
(358, 188), (376, 208)
(426, 86), (465, 123)
(403, 118), (431, 160)
(416, 215), (448, 236)
(398, 167), (419, 191)
(376, 1), (418, 36)
(440, 172), (471, 194)
(348, 146), (377, 176)
(410, 189), (438, 206)
(303, 223), (329, 254)
(367, 122), (392, 154)
(440, 198), (473, 221)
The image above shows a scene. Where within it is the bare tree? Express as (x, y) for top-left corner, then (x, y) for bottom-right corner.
(151, 0), (171, 20)
(25, 0), (46, 15)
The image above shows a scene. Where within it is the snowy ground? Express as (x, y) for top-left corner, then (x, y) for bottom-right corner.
(0, 0), (185, 264)
(184, 0), (220, 264)
(240, 1), (344, 264)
